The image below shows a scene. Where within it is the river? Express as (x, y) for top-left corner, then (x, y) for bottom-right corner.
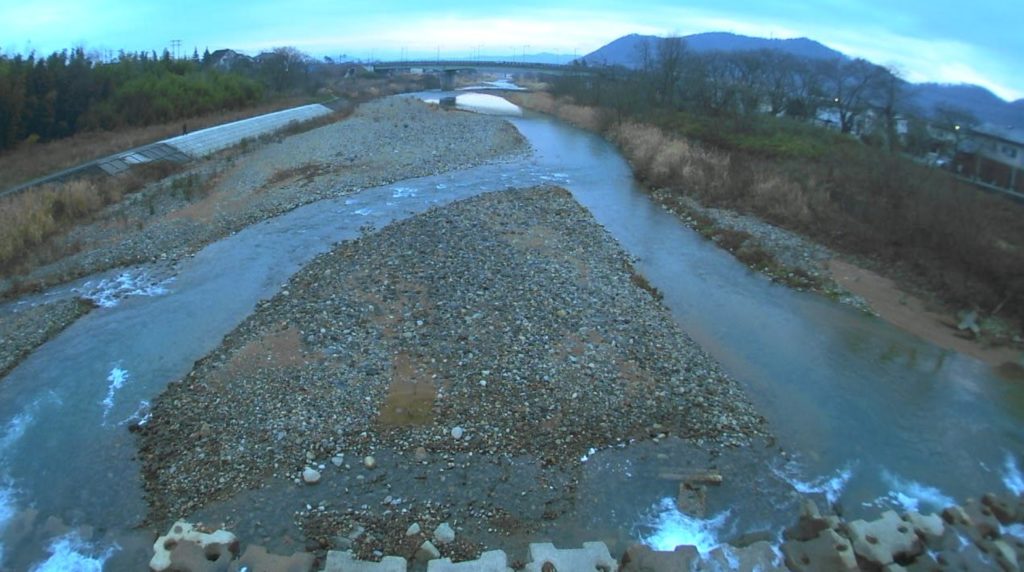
(0, 93), (1021, 569)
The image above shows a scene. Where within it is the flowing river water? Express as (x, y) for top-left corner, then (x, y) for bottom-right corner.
(1, 93), (1022, 569)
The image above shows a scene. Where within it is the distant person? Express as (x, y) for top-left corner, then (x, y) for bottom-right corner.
(182, 123), (188, 135)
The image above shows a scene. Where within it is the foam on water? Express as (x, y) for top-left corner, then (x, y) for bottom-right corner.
(0, 411), (33, 454)
(772, 462), (854, 506)
(101, 367), (129, 421)
(1003, 453), (1024, 496)
(641, 497), (729, 555)
(874, 470), (955, 512)
(29, 532), (118, 572)
(354, 208), (373, 216)
(392, 187), (418, 198)
(76, 271), (172, 308)
(0, 482), (18, 565)
(119, 400), (151, 427)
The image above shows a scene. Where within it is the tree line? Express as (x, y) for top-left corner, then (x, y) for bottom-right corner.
(558, 37), (937, 153)
(0, 45), (332, 153)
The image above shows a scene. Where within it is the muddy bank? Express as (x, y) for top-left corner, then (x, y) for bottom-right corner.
(137, 186), (769, 559)
(829, 259), (1023, 371)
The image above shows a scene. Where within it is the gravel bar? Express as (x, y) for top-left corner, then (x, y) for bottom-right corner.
(138, 186), (768, 525)
(0, 97), (525, 381)
(0, 298), (93, 379)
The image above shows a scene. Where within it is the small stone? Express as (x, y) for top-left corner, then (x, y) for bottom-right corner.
(414, 447), (429, 461)
(363, 456), (377, 469)
(451, 427), (464, 440)
(406, 523), (422, 536)
(331, 455), (344, 467)
(434, 522), (456, 544)
(302, 468), (321, 484)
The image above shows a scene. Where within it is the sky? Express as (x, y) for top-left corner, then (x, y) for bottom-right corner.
(3, 0), (1022, 101)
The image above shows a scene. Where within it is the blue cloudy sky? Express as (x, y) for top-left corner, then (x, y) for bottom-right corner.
(3, 0), (1022, 100)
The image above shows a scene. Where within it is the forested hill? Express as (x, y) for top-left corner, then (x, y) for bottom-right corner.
(582, 33), (843, 66)
(582, 33), (1024, 127)
(0, 47), (322, 152)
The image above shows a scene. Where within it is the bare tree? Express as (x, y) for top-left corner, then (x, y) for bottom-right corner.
(655, 36), (686, 107)
(877, 66), (905, 151)
(820, 57), (887, 134)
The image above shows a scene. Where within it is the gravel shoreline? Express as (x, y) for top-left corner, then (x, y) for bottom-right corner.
(0, 297), (94, 378)
(0, 97), (526, 382)
(651, 188), (872, 312)
(137, 186), (768, 557)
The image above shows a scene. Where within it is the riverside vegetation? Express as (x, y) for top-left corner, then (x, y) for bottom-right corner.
(511, 46), (1024, 342)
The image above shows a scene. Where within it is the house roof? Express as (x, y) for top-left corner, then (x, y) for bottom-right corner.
(971, 124), (1024, 147)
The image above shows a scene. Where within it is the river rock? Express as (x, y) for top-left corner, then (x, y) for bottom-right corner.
(406, 523), (421, 536)
(450, 426), (464, 440)
(302, 468), (321, 484)
(434, 522), (456, 544)
(363, 455), (377, 469)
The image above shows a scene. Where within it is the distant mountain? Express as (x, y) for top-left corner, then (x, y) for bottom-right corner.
(581, 32), (843, 67)
(582, 33), (1022, 128)
(907, 83), (1024, 126)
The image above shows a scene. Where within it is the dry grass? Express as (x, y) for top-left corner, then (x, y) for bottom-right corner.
(507, 92), (607, 132)
(0, 179), (101, 272)
(609, 122), (732, 197)
(0, 98), (311, 189)
(0, 161), (185, 275)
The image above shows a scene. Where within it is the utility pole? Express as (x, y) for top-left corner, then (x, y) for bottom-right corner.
(170, 39), (181, 60)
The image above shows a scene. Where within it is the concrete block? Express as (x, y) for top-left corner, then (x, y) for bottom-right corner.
(902, 512), (944, 545)
(227, 544), (314, 571)
(416, 541), (441, 562)
(784, 499), (839, 542)
(781, 529), (858, 571)
(620, 544), (700, 571)
(150, 520), (239, 572)
(845, 510), (922, 566)
(963, 498), (1003, 539)
(324, 550), (407, 572)
(524, 542), (617, 572)
(705, 541), (784, 572)
(982, 493), (1021, 524)
(427, 550), (512, 571)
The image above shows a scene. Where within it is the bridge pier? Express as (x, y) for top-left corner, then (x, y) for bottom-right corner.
(440, 69), (456, 91)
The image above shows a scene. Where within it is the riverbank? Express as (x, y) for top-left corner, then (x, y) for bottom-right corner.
(136, 186), (768, 562)
(507, 91), (1023, 370)
(0, 97), (526, 380)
